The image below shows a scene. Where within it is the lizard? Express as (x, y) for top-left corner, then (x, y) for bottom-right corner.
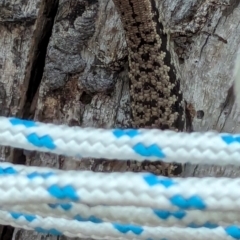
(112, 0), (185, 176)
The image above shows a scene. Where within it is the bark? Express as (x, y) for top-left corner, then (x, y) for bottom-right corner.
(0, 0), (239, 239)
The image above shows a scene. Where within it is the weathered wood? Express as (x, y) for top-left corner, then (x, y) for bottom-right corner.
(0, 0), (240, 239)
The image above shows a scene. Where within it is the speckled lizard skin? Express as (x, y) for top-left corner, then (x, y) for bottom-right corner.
(112, 0), (185, 176)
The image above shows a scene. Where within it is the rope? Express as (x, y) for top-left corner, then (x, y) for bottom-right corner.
(1, 117), (240, 239)
(1, 162), (240, 212)
(5, 201), (240, 228)
(0, 116), (240, 166)
(1, 162), (240, 240)
(1, 209), (239, 240)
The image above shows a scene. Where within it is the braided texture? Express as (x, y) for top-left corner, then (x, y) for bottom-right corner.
(1, 162), (240, 240)
(1, 163), (240, 211)
(1, 210), (240, 240)
(0, 117), (240, 166)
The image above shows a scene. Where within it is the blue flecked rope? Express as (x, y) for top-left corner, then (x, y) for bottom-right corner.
(0, 117), (240, 239)
(0, 116), (239, 165)
(0, 162), (240, 239)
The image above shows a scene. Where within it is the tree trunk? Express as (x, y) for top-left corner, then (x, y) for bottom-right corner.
(0, 0), (239, 239)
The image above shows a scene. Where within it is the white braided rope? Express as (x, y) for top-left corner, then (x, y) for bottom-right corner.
(0, 162), (240, 239)
(3, 202), (240, 228)
(0, 209), (234, 240)
(1, 208), (239, 240)
(0, 116), (240, 166)
(2, 166), (240, 212)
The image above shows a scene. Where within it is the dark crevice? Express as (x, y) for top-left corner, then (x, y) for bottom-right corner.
(217, 85), (235, 131)
(197, 110), (204, 119)
(0, 225), (14, 240)
(80, 91), (93, 104)
(185, 101), (193, 133)
(22, 0), (59, 119)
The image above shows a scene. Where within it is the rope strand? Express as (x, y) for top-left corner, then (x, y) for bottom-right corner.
(0, 208), (239, 240)
(0, 117), (239, 165)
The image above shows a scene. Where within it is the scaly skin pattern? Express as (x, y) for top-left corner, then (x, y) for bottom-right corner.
(112, 0), (185, 131)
